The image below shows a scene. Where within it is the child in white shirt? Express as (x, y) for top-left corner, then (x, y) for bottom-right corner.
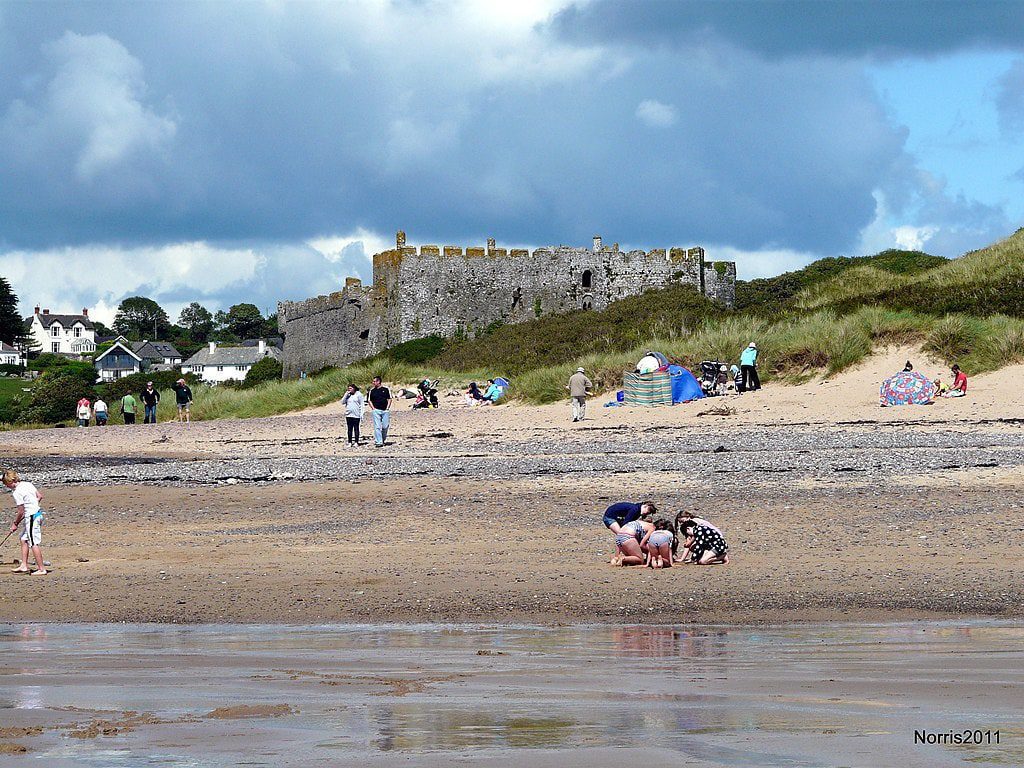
(3, 469), (47, 575)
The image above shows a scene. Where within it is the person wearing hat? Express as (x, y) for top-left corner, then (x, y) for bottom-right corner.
(172, 378), (194, 423)
(566, 366), (593, 422)
(739, 342), (760, 392)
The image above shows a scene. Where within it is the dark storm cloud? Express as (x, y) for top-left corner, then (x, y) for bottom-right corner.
(550, 0), (1024, 59)
(0, 0), (1015, 315)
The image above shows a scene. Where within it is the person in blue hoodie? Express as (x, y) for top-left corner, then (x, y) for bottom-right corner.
(740, 342), (761, 392)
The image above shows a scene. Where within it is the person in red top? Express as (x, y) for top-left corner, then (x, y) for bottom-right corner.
(948, 364), (968, 397)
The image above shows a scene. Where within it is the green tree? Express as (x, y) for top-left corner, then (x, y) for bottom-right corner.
(242, 356), (283, 388)
(222, 303), (265, 339)
(178, 302), (215, 342)
(0, 276), (30, 346)
(113, 296), (171, 340)
(17, 367), (97, 424)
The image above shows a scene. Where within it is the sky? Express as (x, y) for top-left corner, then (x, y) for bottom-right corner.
(1, 0), (1022, 326)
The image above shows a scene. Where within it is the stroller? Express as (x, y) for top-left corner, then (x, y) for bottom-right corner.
(412, 378), (439, 409)
(699, 361), (724, 396)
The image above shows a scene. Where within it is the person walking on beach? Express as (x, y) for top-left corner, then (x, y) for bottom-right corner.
(141, 381), (160, 424)
(3, 469), (48, 576)
(173, 379), (193, 423)
(566, 367), (593, 422)
(740, 342), (760, 392)
(76, 398), (91, 427)
(93, 397), (108, 427)
(342, 384), (365, 447)
(120, 392), (138, 424)
(368, 376), (392, 447)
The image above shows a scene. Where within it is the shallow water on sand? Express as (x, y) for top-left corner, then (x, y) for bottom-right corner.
(0, 621), (1021, 767)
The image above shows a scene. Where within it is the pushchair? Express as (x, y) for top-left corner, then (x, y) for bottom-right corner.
(699, 361), (725, 396)
(412, 378), (439, 409)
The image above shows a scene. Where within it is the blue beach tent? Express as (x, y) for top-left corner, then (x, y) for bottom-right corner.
(668, 365), (704, 403)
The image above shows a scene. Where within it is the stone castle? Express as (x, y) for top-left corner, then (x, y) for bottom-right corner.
(278, 232), (736, 378)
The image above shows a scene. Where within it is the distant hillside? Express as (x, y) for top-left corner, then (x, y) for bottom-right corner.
(735, 249), (947, 314)
(813, 228), (1024, 316)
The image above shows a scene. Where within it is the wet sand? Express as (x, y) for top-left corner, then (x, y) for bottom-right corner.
(0, 344), (1022, 625)
(0, 621), (1020, 767)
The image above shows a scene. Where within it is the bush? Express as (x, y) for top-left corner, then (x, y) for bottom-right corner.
(367, 336), (445, 365)
(243, 356), (284, 388)
(0, 363), (25, 376)
(16, 368), (97, 424)
(99, 369), (194, 401)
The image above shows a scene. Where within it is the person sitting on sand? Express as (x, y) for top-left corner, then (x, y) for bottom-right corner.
(672, 511), (722, 562)
(641, 519), (676, 569)
(613, 518), (655, 566)
(678, 519), (729, 565)
(3, 469), (48, 576)
(480, 379), (502, 405)
(464, 382), (485, 406)
(944, 364), (968, 397)
(903, 360), (914, 372)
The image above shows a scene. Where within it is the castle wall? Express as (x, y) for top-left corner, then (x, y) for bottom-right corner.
(703, 261), (737, 307)
(277, 279), (380, 377)
(280, 233), (737, 378)
(378, 242), (709, 344)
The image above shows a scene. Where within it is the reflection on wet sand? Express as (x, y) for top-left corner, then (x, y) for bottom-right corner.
(0, 621), (1020, 766)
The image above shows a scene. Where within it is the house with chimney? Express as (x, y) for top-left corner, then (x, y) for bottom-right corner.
(182, 339), (280, 385)
(25, 307), (96, 358)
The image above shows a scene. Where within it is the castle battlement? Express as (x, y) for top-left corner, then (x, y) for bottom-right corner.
(279, 231), (736, 377)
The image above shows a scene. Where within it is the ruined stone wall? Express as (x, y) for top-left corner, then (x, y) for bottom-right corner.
(277, 279), (381, 378)
(703, 261), (737, 307)
(380, 239), (715, 344)
(279, 232), (736, 377)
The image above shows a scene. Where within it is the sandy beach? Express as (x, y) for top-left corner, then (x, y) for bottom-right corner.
(1, 346), (1022, 625)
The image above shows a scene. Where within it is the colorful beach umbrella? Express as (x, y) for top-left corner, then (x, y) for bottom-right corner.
(879, 370), (936, 406)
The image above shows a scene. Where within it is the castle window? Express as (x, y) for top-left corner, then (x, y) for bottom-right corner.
(582, 297), (593, 310)
(582, 269), (592, 289)
(511, 287), (522, 310)
(359, 329), (370, 339)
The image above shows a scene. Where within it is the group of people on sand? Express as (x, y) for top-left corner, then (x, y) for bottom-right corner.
(602, 501), (729, 568)
(74, 380), (194, 426)
(903, 360), (969, 398)
(464, 379), (503, 406)
(341, 376), (393, 448)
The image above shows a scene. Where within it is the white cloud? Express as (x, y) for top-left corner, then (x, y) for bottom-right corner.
(708, 245), (820, 280)
(0, 242), (258, 324)
(636, 99), (678, 127)
(1, 32), (176, 183)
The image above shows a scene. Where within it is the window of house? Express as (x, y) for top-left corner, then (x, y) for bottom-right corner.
(582, 269), (592, 289)
(217, 365), (224, 372)
(74, 326), (82, 337)
(51, 342), (60, 353)
(51, 325), (60, 337)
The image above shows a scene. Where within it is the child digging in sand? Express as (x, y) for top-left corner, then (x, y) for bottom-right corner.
(3, 469), (48, 575)
(641, 519), (675, 569)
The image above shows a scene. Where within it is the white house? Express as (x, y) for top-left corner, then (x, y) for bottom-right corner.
(0, 341), (25, 367)
(26, 307), (96, 357)
(183, 340), (280, 385)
